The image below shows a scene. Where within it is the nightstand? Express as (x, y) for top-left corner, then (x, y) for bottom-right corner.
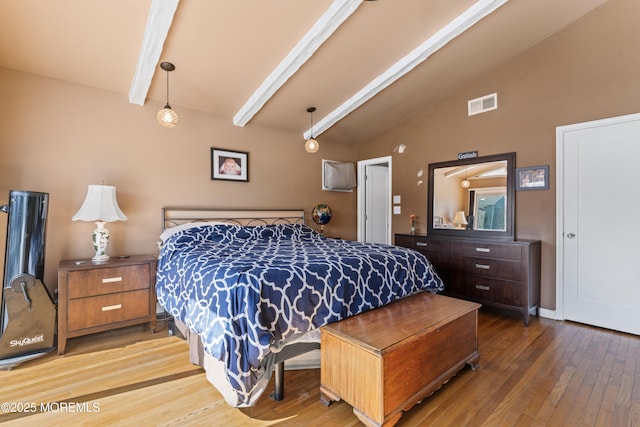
(57, 255), (157, 355)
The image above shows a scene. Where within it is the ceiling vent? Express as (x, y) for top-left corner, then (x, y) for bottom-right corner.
(468, 92), (497, 116)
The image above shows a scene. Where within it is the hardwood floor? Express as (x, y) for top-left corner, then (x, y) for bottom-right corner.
(1, 311), (639, 426)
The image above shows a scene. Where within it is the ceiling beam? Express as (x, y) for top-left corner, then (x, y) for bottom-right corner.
(128, 0), (180, 106)
(233, 0), (364, 127)
(304, 0), (508, 140)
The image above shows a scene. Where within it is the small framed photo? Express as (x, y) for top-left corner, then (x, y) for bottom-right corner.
(516, 165), (548, 191)
(211, 148), (248, 182)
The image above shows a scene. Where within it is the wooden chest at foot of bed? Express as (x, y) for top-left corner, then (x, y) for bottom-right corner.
(320, 292), (480, 427)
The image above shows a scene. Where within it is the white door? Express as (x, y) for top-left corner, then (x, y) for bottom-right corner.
(358, 157), (391, 244)
(558, 113), (640, 335)
(365, 165), (389, 244)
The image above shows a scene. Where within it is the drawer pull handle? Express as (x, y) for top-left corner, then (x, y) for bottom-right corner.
(102, 304), (122, 312)
(416, 242), (428, 247)
(475, 285), (490, 291)
(475, 247), (491, 253)
(102, 277), (123, 284)
(475, 264), (491, 270)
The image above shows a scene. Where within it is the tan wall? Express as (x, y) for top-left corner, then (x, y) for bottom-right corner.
(2, 0), (639, 311)
(0, 68), (357, 293)
(358, 0), (640, 310)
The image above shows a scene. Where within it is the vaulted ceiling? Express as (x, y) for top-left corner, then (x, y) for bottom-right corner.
(0, 0), (607, 145)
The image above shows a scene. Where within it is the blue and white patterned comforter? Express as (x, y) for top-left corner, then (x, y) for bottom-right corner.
(156, 223), (443, 406)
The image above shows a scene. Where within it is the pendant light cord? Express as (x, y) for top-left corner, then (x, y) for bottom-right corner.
(307, 106), (316, 138)
(165, 69), (170, 107)
(309, 111), (314, 138)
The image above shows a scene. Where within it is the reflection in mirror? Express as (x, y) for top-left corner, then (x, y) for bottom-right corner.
(433, 160), (507, 231)
(472, 187), (505, 231)
(427, 152), (515, 240)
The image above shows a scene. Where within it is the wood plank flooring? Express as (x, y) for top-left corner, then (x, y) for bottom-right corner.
(1, 311), (639, 426)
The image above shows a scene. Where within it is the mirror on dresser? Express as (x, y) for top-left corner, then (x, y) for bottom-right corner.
(427, 152), (515, 241)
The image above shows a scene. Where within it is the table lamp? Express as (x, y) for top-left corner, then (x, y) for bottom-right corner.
(72, 185), (127, 262)
(453, 211), (468, 229)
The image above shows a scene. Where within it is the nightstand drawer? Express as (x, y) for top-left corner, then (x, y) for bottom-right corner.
(68, 264), (150, 299)
(67, 289), (151, 331)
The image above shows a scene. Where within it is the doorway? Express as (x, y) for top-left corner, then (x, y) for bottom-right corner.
(556, 112), (640, 335)
(358, 156), (392, 244)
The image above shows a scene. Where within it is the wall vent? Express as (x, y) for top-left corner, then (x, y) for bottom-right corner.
(468, 92), (497, 116)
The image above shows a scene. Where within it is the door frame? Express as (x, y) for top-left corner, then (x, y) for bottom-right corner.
(357, 156), (392, 243)
(555, 111), (640, 321)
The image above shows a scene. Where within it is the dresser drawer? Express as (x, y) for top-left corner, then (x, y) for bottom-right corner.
(395, 235), (450, 282)
(451, 256), (520, 281)
(68, 264), (150, 299)
(450, 276), (521, 307)
(395, 235), (449, 253)
(67, 289), (151, 331)
(450, 241), (521, 261)
(425, 252), (450, 277)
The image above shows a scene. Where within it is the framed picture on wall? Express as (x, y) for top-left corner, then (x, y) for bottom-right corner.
(211, 148), (249, 182)
(515, 165), (548, 190)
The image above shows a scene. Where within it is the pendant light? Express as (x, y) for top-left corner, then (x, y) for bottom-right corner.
(305, 106), (319, 153)
(157, 62), (179, 128)
(461, 168), (471, 188)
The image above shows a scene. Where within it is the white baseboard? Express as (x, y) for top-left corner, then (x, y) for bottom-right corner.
(538, 307), (557, 320)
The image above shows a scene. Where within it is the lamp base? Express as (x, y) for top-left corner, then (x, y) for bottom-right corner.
(91, 221), (110, 262)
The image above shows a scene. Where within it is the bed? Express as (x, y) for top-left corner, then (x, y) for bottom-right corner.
(155, 208), (444, 407)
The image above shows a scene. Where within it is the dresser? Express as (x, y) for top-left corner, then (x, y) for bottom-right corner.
(57, 255), (157, 354)
(395, 234), (541, 325)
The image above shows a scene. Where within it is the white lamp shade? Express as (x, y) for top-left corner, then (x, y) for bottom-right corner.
(72, 185), (127, 222)
(453, 211), (468, 226)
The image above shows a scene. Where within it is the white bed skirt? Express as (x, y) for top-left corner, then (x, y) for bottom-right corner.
(173, 319), (320, 407)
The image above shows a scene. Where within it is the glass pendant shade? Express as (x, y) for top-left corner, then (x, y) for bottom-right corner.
(305, 106), (319, 153)
(157, 105), (179, 128)
(305, 138), (319, 153)
(461, 178), (471, 188)
(158, 61), (178, 128)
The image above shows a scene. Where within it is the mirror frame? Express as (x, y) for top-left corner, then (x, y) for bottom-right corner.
(427, 152), (515, 241)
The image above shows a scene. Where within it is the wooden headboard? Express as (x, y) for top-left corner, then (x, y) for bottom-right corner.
(161, 208), (306, 231)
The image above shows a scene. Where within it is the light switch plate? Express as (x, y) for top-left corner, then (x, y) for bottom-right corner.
(393, 206), (401, 215)
(393, 195), (401, 204)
